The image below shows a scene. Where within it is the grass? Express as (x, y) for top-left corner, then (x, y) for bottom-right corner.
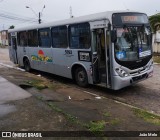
(133, 108), (160, 125)
(48, 102), (77, 123)
(26, 79), (61, 90)
(48, 102), (106, 135)
(153, 55), (160, 63)
(47, 103), (118, 133)
(110, 118), (120, 125)
(36, 96), (44, 100)
(103, 112), (111, 117)
(85, 120), (106, 132)
(103, 111), (120, 126)
(26, 79), (48, 90)
(37, 96), (119, 136)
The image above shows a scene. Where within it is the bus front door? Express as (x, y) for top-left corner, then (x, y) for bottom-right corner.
(91, 29), (110, 87)
(10, 37), (18, 64)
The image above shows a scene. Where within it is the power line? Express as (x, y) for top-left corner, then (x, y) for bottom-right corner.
(0, 9), (37, 23)
(0, 14), (37, 22)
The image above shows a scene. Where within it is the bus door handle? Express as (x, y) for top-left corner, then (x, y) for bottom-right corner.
(92, 52), (98, 65)
(92, 56), (98, 65)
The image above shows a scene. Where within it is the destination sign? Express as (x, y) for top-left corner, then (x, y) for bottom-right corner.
(121, 16), (145, 23)
(112, 13), (149, 26)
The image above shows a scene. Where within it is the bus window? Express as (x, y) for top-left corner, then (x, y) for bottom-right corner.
(18, 31), (28, 46)
(28, 30), (38, 47)
(39, 28), (51, 47)
(69, 23), (90, 49)
(51, 26), (68, 48)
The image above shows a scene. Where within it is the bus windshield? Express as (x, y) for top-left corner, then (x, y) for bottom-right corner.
(115, 26), (152, 61)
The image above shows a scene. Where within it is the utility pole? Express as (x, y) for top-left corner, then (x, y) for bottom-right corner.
(70, 6), (73, 18)
(39, 12), (41, 24)
(26, 5), (45, 24)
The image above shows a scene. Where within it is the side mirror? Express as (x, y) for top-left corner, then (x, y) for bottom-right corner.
(111, 30), (117, 43)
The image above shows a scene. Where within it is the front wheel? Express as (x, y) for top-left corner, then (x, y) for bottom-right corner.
(75, 67), (88, 87)
(24, 58), (31, 72)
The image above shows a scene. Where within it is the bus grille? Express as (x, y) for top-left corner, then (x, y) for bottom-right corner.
(132, 73), (148, 82)
(130, 67), (146, 75)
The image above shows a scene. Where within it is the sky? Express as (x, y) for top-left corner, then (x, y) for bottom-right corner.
(0, 0), (160, 30)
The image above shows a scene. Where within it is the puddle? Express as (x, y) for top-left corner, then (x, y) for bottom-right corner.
(0, 104), (17, 117)
(19, 84), (33, 89)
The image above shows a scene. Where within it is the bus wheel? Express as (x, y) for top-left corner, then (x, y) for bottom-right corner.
(75, 67), (88, 87)
(24, 58), (31, 72)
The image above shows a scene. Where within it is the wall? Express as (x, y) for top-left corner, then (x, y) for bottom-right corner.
(152, 33), (160, 53)
(0, 30), (8, 46)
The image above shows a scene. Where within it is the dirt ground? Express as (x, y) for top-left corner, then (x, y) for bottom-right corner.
(0, 47), (160, 140)
(0, 67), (160, 140)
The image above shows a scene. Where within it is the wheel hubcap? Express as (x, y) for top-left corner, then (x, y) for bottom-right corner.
(78, 71), (85, 82)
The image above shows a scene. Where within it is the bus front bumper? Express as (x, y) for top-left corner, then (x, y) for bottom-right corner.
(112, 66), (153, 90)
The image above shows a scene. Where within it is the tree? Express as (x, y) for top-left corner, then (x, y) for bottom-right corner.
(9, 25), (15, 29)
(149, 14), (160, 33)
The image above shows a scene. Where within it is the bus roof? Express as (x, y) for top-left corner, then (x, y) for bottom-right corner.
(9, 10), (142, 32)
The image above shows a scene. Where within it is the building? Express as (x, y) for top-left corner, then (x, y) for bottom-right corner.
(149, 13), (160, 53)
(155, 25), (160, 43)
(0, 30), (8, 46)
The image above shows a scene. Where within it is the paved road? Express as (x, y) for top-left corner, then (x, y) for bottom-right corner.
(83, 65), (160, 115)
(0, 47), (13, 66)
(0, 47), (160, 116)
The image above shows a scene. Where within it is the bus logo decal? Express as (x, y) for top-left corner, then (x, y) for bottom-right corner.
(31, 50), (53, 62)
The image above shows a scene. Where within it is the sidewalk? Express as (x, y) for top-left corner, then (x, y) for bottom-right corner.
(0, 76), (31, 104)
(0, 76), (31, 118)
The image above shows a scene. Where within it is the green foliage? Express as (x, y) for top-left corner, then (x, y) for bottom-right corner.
(149, 14), (160, 33)
(9, 25), (15, 29)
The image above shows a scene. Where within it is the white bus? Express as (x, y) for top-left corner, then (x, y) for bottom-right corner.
(8, 10), (153, 90)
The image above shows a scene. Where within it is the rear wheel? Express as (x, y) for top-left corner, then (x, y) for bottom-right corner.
(75, 67), (88, 87)
(24, 58), (31, 72)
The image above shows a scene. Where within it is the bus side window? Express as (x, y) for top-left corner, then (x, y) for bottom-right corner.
(69, 23), (90, 49)
(51, 26), (68, 48)
(28, 30), (38, 47)
(18, 31), (28, 46)
(39, 28), (51, 47)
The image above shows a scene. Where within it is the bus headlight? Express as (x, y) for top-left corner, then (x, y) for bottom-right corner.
(115, 68), (129, 77)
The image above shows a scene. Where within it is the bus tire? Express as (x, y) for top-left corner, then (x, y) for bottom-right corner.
(75, 67), (88, 87)
(24, 58), (31, 72)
